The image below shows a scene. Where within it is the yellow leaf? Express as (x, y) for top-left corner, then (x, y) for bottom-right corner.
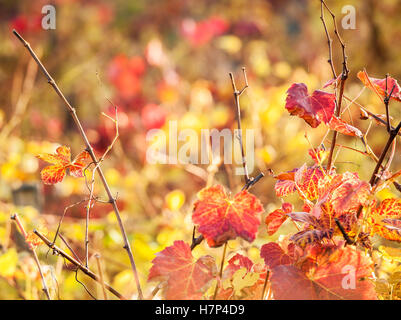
(231, 267), (259, 296)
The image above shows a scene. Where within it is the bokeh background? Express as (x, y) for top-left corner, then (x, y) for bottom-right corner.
(0, 0), (401, 299)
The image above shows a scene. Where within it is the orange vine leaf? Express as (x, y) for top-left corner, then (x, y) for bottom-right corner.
(357, 70), (401, 102)
(268, 243), (377, 300)
(148, 240), (217, 299)
(192, 185), (264, 247)
(265, 202), (293, 235)
(36, 145), (90, 184)
(369, 198), (401, 242)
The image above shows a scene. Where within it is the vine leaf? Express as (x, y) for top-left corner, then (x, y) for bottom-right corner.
(287, 212), (321, 228)
(216, 254), (267, 300)
(369, 198), (401, 242)
(266, 242), (377, 300)
(36, 146), (90, 185)
(290, 229), (333, 248)
(357, 70), (401, 102)
(192, 185), (264, 247)
(327, 116), (363, 138)
(330, 176), (371, 215)
(265, 203), (293, 235)
(308, 146), (328, 165)
(148, 240), (217, 299)
(275, 165), (324, 201)
(260, 242), (294, 269)
(285, 83), (335, 128)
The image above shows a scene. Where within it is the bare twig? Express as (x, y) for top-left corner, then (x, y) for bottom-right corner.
(320, 1), (337, 79)
(58, 233), (83, 264)
(33, 229), (126, 300)
(10, 213), (51, 300)
(357, 89), (401, 218)
(190, 227), (204, 250)
(84, 105), (119, 267)
(320, 0), (349, 171)
(13, 29), (143, 299)
(229, 68), (250, 183)
(229, 68), (264, 190)
(95, 254), (108, 300)
(213, 241), (227, 300)
(261, 270), (270, 300)
(53, 199), (87, 247)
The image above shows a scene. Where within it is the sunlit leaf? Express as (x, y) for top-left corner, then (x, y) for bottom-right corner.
(270, 243), (376, 300)
(265, 202), (293, 235)
(285, 83), (335, 128)
(357, 70), (401, 102)
(36, 146), (90, 184)
(327, 116), (363, 138)
(369, 198), (401, 242)
(148, 240), (216, 299)
(192, 185), (264, 247)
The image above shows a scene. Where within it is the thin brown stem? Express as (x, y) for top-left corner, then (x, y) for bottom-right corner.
(261, 270), (270, 300)
(13, 29), (143, 299)
(95, 254), (108, 300)
(33, 229), (126, 300)
(357, 120), (401, 219)
(320, 1), (337, 79)
(10, 213), (51, 300)
(190, 228), (204, 250)
(320, 0), (349, 171)
(229, 68), (249, 183)
(334, 218), (354, 245)
(213, 241), (228, 300)
(229, 68), (264, 190)
(85, 107), (119, 267)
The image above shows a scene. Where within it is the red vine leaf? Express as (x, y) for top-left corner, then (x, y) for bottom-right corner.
(327, 116), (363, 138)
(274, 179), (297, 198)
(357, 70), (401, 102)
(265, 202), (293, 235)
(192, 185), (264, 247)
(260, 242), (294, 269)
(330, 175), (371, 215)
(308, 146), (328, 165)
(148, 240), (217, 299)
(270, 265), (317, 299)
(36, 146), (90, 185)
(270, 244), (377, 300)
(285, 83), (335, 128)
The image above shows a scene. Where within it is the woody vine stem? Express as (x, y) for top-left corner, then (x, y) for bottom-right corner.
(12, 29), (143, 300)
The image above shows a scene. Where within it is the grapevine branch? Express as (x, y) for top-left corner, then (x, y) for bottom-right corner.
(229, 68), (265, 190)
(10, 213), (51, 300)
(320, 0), (349, 171)
(357, 82), (401, 218)
(33, 229), (126, 300)
(84, 106), (119, 267)
(12, 29), (143, 299)
(343, 95), (401, 136)
(229, 68), (250, 183)
(212, 241), (227, 300)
